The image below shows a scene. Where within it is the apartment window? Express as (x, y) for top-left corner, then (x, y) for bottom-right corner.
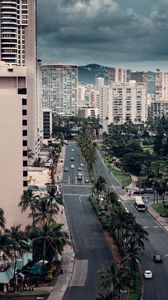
(18, 88), (27, 94)
(23, 150), (27, 156)
(23, 160), (27, 166)
(23, 181), (28, 187)
(22, 109), (27, 116)
(22, 119), (27, 126)
(22, 98), (27, 105)
(22, 130), (27, 136)
(22, 140), (27, 146)
(23, 170), (28, 177)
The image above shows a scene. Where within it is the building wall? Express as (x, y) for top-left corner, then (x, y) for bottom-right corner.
(41, 63), (78, 115)
(0, 62), (29, 227)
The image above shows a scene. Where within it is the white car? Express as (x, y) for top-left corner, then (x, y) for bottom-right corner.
(80, 163), (84, 167)
(144, 270), (153, 279)
(71, 149), (74, 152)
(71, 164), (75, 169)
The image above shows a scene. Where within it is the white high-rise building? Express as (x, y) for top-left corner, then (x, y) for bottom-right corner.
(108, 68), (126, 85)
(155, 69), (168, 103)
(0, 0), (41, 158)
(98, 85), (112, 132)
(109, 80), (147, 125)
(41, 63), (78, 115)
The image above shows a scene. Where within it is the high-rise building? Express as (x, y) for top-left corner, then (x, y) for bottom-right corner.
(130, 71), (148, 85)
(42, 108), (52, 141)
(0, 0), (41, 158)
(0, 61), (29, 227)
(155, 69), (168, 103)
(109, 80), (147, 125)
(41, 63), (78, 115)
(108, 68), (126, 85)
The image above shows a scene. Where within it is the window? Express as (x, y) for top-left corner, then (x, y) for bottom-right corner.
(22, 130), (27, 136)
(18, 88), (27, 94)
(23, 150), (27, 156)
(23, 181), (28, 187)
(23, 170), (28, 177)
(23, 160), (27, 166)
(22, 98), (27, 105)
(22, 109), (27, 116)
(22, 140), (27, 146)
(22, 119), (27, 126)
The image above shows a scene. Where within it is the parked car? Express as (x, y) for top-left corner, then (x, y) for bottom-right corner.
(71, 164), (75, 169)
(64, 167), (69, 172)
(80, 163), (84, 167)
(144, 270), (153, 279)
(85, 178), (90, 183)
(153, 255), (163, 263)
(144, 188), (153, 194)
(70, 157), (75, 161)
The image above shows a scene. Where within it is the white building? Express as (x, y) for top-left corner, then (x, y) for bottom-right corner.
(108, 68), (126, 85)
(79, 107), (99, 119)
(0, 0), (41, 158)
(41, 63), (78, 115)
(77, 85), (86, 107)
(0, 61), (29, 227)
(109, 80), (147, 125)
(97, 85), (112, 132)
(155, 69), (168, 103)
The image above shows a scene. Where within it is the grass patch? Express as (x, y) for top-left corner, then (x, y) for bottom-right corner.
(100, 150), (131, 186)
(0, 290), (49, 297)
(151, 202), (168, 217)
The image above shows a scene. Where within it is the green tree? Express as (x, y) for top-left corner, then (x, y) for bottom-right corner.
(5, 225), (30, 291)
(0, 208), (5, 229)
(32, 223), (69, 263)
(19, 190), (38, 229)
(33, 196), (58, 227)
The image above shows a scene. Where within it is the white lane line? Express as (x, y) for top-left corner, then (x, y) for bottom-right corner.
(154, 225), (159, 229)
(69, 259), (88, 287)
(63, 193), (90, 197)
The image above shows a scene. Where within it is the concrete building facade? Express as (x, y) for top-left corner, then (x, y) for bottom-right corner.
(0, 0), (41, 158)
(0, 61), (29, 227)
(41, 63), (78, 115)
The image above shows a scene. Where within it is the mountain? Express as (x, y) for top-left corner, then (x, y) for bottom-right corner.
(78, 63), (155, 93)
(78, 63), (109, 85)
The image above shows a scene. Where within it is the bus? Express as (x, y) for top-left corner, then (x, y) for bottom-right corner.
(134, 196), (146, 212)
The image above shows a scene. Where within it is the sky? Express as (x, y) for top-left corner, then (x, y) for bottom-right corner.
(37, 0), (168, 70)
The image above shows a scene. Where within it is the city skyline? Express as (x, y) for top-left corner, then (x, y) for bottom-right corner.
(37, 0), (168, 71)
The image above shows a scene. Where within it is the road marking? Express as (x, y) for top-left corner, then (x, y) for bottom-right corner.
(154, 225), (159, 229)
(69, 259), (88, 287)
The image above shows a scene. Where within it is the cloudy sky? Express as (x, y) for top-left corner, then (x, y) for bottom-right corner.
(37, 0), (168, 70)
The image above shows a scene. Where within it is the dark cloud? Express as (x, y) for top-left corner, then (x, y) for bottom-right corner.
(37, 0), (168, 70)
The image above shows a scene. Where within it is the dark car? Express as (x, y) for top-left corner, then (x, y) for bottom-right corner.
(133, 190), (144, 195)
(144, 188), (153, 194)
(153, 255), (163, 263)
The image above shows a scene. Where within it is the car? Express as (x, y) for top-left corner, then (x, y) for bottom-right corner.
(144, 188), (153, 194)
(133, 190), (144, 195)
(77, 174), (83, 180)
(70, 157), (75, 161)
(71, 164), (75, 169)
(144, 270), (153, 279)
(64, 167), (69, 172)
(153, 255), (162, 263)
(71, 149), (74, 152)
(85, 178), (90, 183)
(80, 163), (84, 167)
(78, 167), (82, 171)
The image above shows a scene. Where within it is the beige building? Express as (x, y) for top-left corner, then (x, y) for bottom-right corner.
(108, 68), (126, 85)
(0, 61), (29, 227)
(0, 0), (41, 158)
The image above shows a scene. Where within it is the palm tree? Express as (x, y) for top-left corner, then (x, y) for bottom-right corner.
(5, 225), (30, 291)
(47, 187), (63, 223)
(97, 261), (130, 299)
(33, 196), (58, 227)
(0, 208), (5, 229)
(19, 190), (38, 228)
(0, 230), (11, 258)
(32, 223), (69, 263)
(93, 176), (107, 195)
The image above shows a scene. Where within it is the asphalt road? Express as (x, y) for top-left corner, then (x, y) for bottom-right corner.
(124, 200), (168, 300)
(0, 296), (48, 300)
(61, 143), (113, 300)
(94, 149), (168, 300)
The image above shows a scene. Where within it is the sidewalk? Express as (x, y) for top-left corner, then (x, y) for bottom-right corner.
(147, 204), (168, 232)
(47, 145), (75, 300)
